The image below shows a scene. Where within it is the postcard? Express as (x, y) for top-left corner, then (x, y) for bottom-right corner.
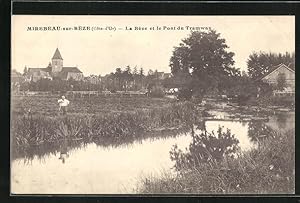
(11, 15), (295, 194)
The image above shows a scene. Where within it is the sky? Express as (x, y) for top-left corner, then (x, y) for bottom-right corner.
(12, 15), (295, 76)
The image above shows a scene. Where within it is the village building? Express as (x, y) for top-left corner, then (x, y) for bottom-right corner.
(25, 48), (84, 82)
(11, 69), (25, 93)
(156, 72), (172, 80)
(259, 63), (295, 96)
(85, 75), (102, 84)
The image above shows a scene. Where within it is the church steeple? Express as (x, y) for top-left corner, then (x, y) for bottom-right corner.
(52, 48), (63, 60)
(51, 48), (63, 73)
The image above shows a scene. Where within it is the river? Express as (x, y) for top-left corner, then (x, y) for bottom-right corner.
(11, 112), (294, 194)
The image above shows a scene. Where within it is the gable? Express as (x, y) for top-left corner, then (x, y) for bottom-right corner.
(262, 64), (295, 81)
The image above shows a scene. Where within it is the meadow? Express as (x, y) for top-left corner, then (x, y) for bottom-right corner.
(11, 95), (198, 149)
(11, 95), (175, 116)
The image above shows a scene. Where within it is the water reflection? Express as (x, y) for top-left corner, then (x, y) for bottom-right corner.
(247, 112), (295, 143)
(171, 124), (240, 171)
(248, 121), (274, 142)
(11, 140), (86, 163)
(59, 137), (69, 164)
(11, 133), (192, 194)
(277, 113), (288, 129)
(265, 112), (294, 133)
(11, 112), (294, 194)
(201, 121), (255, 151)
(12, 127), (189, 162)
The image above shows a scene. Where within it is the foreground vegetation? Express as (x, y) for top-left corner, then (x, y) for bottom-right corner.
(11, 95), (176, 116)
(11, 97), (198, 149)
(138, 129), (295, 194)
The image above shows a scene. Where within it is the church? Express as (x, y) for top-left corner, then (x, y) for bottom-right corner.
(25, 48), (84, 82)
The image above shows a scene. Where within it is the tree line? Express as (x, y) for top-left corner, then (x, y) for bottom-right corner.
(169, 29), (294, 100)
(13, 29), (294, 101)
(15, 66), (174, 93)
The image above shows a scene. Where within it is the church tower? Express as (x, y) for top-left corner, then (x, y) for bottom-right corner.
(51, 48), (63, 73)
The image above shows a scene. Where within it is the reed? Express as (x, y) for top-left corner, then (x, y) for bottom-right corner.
(11, 101), (197, 148)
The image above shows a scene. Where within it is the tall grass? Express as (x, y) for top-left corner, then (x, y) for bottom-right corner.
(11, 96), (176, 116)
(11, 101), (197, 149)
(138, 129), (295, 194)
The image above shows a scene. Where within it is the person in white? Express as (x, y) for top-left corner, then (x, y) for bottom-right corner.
(58, 95), (70, 115)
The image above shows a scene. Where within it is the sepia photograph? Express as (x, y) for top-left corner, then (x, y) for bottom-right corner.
(10, 15), (295, 194)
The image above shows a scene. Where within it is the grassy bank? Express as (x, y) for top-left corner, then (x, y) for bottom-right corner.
(138, 129), (295, 194)
(11, 95), (174, 116)
(11, 101), (197, 148)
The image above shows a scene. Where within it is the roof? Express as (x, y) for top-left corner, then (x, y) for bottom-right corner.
(28, 67), (51, 73)
(62, 67), (82, 73)
(258, 63), (295, 81)
(52, 48), (63, 60)
(287, 62), (295, 71)
(11, 70), (23, 77)
(59, 71), (69, 79)
(58, 67), (82, 79)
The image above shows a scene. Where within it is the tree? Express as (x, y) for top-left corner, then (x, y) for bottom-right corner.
(277, 73), (287, 90)
(125, 65), (131, 75)
(23, 66), (28, 76)
(137, 67), (145, 90)
(247, 52), (268, 79)
(170, 30), (238, 99)
(36, 78), (52, 91)
(247, 51), (295, 79)
(139, 67), (144, 76)
(148, 69), (153, 76)
(115, 68), (122, 90)
(123, 66), (133, 91)
(133, 66), (138, 76)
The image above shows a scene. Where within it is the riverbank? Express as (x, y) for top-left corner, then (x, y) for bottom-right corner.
(199, 98), (294, 122)
(11, 100), (197, 148)
(137, 129), (295, 194)
(11, 95), (294, 150)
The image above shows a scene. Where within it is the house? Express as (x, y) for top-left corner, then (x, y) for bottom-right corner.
(11, 69), (25, 84)
(163, 73), (172, 79)
(260, 63), (295, 94)
(27, 66), (52, 82)
(25, 48), (84, 82)
(156, 72), (172, 80)
(85, 75), (102, 84)
(11, 69), (25, 92)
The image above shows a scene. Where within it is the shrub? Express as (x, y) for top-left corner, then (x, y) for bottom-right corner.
(149, 85), (165, 98)
(170, 126), (240, 171)
(139, 129), (295, 194)
(177, 88), (193, 100)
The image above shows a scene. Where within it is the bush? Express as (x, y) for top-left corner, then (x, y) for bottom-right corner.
(170, 126), (240, 171)
(138, 129), (295, 194)
(177, 88), (193, 100)
(149, 85), (165, 98)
